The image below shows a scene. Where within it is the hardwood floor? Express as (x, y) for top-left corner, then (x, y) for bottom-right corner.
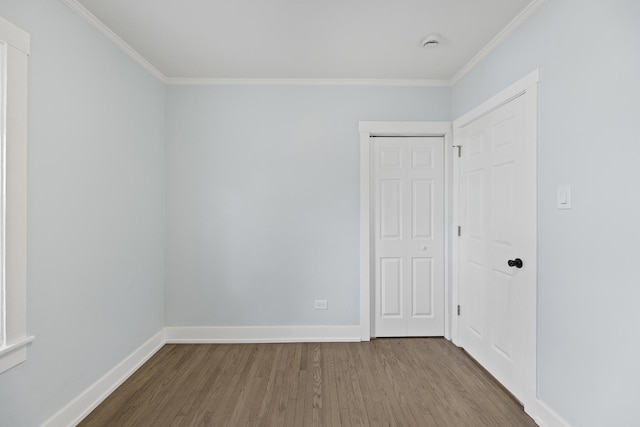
(80, 339), (536, 426)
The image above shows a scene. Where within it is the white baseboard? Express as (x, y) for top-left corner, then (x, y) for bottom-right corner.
(41, 329), (166, 427)
(39, 325), (360, 426)
(534, 399), (572, 427)
(165, 325), (362, 343)
(38, 327), (568, 427)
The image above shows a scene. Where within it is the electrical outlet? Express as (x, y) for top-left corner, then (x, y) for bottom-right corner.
(314, 300), (328, 310)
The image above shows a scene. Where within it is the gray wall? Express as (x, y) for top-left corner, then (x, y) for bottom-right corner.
(452, 1), (640, 425)
(0, 1), (166, 426)
(165, 86), (450, 326)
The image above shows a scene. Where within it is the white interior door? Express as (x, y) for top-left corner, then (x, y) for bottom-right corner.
(458, 93), (536, 403)
(373, 137), (445, 337)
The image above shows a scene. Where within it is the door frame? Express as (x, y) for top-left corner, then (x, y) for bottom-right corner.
(359, 121), (453, 341)
(452, 69), (539, 415)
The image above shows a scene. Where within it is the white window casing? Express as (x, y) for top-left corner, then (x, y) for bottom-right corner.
(0, 14), (33, 375)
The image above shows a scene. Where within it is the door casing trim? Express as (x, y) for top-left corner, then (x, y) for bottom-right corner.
(359, 121), (453, 342)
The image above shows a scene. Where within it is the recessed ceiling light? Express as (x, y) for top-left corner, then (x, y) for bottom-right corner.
(421, 34), (441, 48)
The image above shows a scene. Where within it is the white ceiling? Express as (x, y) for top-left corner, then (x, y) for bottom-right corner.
(72, 0), (535, 83)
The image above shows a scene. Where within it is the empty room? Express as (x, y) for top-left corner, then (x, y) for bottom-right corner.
(0, 0), (638, 426)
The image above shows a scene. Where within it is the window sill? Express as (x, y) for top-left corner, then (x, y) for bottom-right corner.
(0, 336), (34, 374)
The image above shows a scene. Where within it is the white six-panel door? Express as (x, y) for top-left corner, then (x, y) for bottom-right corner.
(373, 137), (445, 337)
(458, 93), (536, 403)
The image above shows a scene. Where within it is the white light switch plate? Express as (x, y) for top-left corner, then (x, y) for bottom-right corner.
(557, 185), (572, 209)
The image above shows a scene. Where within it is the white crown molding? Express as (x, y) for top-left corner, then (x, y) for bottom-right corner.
(62, 0), (548, 88)
(62, 0), (168, 83)
(165, 78), (451, 87)
(59, 1), (450, 88)
(450, 0), (550, 86)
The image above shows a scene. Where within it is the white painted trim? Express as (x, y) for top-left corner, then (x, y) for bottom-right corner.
(0, 335), (34, 357)
(165, 326), (361, 343)
(359, 122), (453, 341)
(58, 1), (453, 88)
(165, 78), (450, 87)
(359, 121), (452, 136)
(41, 330), (166, 427)
(454, 69), (540, 128)
(38, 325), (564, 427)
(359, 129), (372, 341)
(450, 129), (461, 345)
(0, 39), (6, 355)
(59, 0), (548, 87)
(442, 129), (454, 340)
(64, 0), (443, 88)
(534, 399), (572, 427)
(0, 16), (31, 375)
(61, 0), (168, 83)
(452, 69), (539, 416)
(450, 0), (549, 85)
(58, 0), (549, 87)
(0, 15), (30, 55)
(40, 325), (360, 426)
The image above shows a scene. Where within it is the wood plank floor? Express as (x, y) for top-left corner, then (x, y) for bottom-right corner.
(80, 339), (536, 427)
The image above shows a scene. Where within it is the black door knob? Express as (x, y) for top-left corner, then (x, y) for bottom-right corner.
(508, 258), (523, 269)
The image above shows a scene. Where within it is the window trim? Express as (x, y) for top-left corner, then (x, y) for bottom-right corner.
(0, 14), (33, 375)
(0, 40), (6, 351)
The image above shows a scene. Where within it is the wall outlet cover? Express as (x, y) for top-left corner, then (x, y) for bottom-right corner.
(314, 300), (328, 310)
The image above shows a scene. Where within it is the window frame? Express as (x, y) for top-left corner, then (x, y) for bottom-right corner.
(0, 14), (33, 375)
(0, 40), (5, 351)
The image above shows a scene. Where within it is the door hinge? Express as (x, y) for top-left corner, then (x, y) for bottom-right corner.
(454, 145), (462, 158)
(457, 305), (461, 316)
(457, 226), (461, 237)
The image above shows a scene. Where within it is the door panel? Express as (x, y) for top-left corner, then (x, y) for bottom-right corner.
(380, 257), (403, 317)
(374, 137), (445, 337)
(380, 147), (403, 169)
(412, 180), (433, 239)
(380, 180), (403, 239)
(491, 269), (513, 358)
(459, 93), (535, 403)
(493, 163), (515, 245)
(466, 261), (485, 338)
(412, 258), (433, 316)
(467, 171), (484, 240)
